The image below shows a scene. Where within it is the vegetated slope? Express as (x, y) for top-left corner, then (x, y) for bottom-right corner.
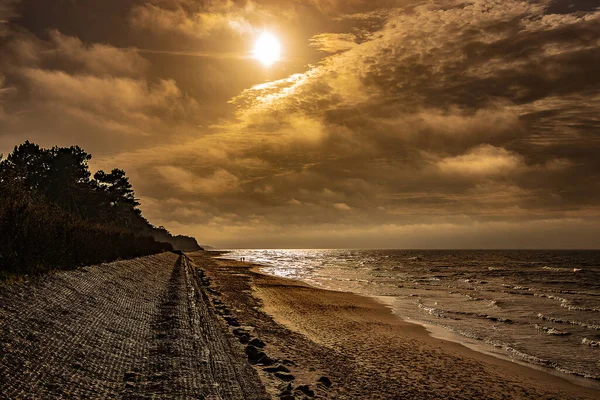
(151, 227), (204, 252)
(0, 141), (202, 276)
(0, 182), (172, 277)
(0, 252), (268, 399)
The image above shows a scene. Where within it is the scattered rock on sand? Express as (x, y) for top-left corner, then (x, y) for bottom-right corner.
(274, 372), (295, 382)
(263, 364), (291, 373)
(249, 338), (266, 348)
(232, 328), (249, 337)
(245, 345), (274, 366)
(215, 305), (229, 314)
(296, 384), (315, 397)
(239, 334), (251, 344)
(317, 376), (332, 388)
(251, 352), (267, 364)
(224, 316), (240, 326)
(245, 345), (262, 361)
(257, 354), (275, 366)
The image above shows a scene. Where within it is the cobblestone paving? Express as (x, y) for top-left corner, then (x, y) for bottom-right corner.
(0, 253), (268, 399)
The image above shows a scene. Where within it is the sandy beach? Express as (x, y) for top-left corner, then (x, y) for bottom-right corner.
(2, 251), (598, 399)
(191, 251), (600, 399)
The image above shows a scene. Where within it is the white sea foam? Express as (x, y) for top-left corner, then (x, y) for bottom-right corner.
(417, 302), (445, 318)
(537, 313), (600, 330)
(543, 266), (564, 272)
(535, 324), (571, 336)
(582, 338), (600, 347)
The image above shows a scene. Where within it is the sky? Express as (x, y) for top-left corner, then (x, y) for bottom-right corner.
(0, 0), (599, 249)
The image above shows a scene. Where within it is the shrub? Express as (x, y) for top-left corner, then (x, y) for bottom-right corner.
(0, 180), (172, 278)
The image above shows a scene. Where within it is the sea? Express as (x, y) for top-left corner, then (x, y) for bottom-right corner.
(218, 249), (600, 383)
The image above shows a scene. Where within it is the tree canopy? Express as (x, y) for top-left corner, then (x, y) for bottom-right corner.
(0, 141), (202, 256)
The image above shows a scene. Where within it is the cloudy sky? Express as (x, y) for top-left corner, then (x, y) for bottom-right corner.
(1, 0), (599, 248)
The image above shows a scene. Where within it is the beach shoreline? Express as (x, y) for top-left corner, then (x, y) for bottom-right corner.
(370, 295), (600, 391)
(199, 251), (600, 399)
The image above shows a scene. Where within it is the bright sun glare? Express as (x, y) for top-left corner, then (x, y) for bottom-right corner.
(254, 32), (281, 67)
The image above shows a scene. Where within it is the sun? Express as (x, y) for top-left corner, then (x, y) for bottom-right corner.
(253, 32), (281, 67)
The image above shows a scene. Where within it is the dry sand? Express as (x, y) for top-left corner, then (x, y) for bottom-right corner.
(191, 252), (600, 400)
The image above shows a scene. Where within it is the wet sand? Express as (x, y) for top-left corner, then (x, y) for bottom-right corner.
(192, 251), (600, 399)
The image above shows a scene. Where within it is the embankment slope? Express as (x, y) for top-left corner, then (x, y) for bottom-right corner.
(0, 252), (268, 399)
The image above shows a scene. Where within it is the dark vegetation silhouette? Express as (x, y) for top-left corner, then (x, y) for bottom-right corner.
(0, 141), (202, 277)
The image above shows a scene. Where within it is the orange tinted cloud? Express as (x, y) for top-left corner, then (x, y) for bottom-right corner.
(1, 0), (600, 248)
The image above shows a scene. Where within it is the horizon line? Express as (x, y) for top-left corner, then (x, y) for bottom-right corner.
(206, 248), (600, 251)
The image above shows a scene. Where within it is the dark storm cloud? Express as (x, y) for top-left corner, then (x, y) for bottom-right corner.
(0, 3), (203, 153)
(1, 0), (599, 248)
(0, 0), (18, 35)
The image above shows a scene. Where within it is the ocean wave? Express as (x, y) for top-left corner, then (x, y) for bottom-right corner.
(535, 293), (565, 301)
(488, 300), (502, 308)
(542, 266), (583, 273)
(534, 324), (571, 336)
(534, 293), (600, 312)
(502, 284), (535, 294)
(417, 302), (449, 319)
(506, 290), (535, 296)
(485, 315), (514, 324)
(543, 266), (563, 272)
(557, 290), (600, 297)
(560, 301), (600, 313)
(428, 322), (598, 379)
(537, 313), (600, 330)
(537, 287), (600, 297)
(439, 324), (600, 380)
(417, 303), (443, 317)
(582, 338), (600, 347)
(426, 308), (515, 324)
